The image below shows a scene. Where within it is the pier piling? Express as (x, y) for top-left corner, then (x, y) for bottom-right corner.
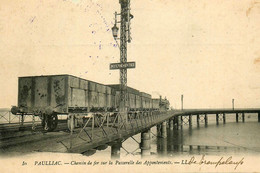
(197, 114), (200, 125)
(189, 115), (192, 127)
(157, 124), (162, 137)
(204, 114), (208, 125)
(169, 119), (174, 130)
(141, 129), (151, 157)
(162, 121), (167, 138)
(216, 114), (219, 125)
(111, 142), (121, 159)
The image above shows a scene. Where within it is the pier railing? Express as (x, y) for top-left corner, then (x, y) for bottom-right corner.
(0, 109), (41, 124)
(61, 111), (171, 151)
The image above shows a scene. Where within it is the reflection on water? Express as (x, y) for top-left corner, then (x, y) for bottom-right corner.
(156, 115), (260, 157)
(93, 114), (260, 158)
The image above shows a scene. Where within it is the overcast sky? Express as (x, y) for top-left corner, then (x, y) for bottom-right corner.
(0, 0), (259, 109)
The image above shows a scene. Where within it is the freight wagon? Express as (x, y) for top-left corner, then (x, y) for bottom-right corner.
(108, 84), (141, 111)
(140, 92), (152, 110)
(11, 74), (170, 131)
(11, 75), (116, 131)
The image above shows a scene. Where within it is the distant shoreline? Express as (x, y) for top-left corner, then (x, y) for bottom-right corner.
(0, 108), (10, 111)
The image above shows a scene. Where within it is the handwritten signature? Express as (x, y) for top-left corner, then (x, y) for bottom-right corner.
(181, 155), (244, 170)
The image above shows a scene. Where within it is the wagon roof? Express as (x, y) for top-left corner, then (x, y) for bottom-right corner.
(18, 74), (107, 86)
(107, 84), (140, 94)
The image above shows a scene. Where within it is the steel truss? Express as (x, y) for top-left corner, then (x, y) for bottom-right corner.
(58, 110), (167, 151)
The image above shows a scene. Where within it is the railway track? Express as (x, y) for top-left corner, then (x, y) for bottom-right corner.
(0, 120), (67, 133)
(0, 120), (69, 150)
(0, 131), (69, 151)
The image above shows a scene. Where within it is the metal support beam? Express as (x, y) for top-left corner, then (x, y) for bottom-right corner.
(162, 121), (167, 138)
(216, 113), (219, 125)
(236, 113), (239, 123)
(118, 0), (130, 121)
(242, 113), (245, 123)
(141, 129), (151, 157)
(258, 113), (260, 123)
(197, 114), (199, 125)
(223, 113), (226, 124)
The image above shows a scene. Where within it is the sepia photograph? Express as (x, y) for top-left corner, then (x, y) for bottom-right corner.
(0, 0), (259, 172)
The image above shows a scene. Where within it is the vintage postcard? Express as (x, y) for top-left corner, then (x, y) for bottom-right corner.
(0, 0), (259, 172)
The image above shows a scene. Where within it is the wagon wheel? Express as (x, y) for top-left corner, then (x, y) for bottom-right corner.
(42, 113), (58, 132)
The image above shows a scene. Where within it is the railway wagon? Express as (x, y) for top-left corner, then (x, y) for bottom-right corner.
(12, 74), (170, 131)
(140, 92), (152, 110)
(152, 99), (160, 110)
(107, 84), (140, 111)
(11, 75), (116, 131)
(135, 94), (141, 110)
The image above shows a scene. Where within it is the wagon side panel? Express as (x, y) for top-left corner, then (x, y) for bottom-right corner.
(89, 81), (98, 109)
(50, 75), (68, 113)
(18, 77), (33, 111)
(68, 76), (88, 109)
(34, 77), (49, 109)
(136, 95), (141, 110)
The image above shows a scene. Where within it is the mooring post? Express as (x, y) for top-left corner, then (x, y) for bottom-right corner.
(111, 142), (121, 159)
(162, 121), (167, 138)
(141, 129), (151, 157)
(223, 113), (226, 124)
(258, 113), (260, 122)
(216, 113), (219, 125)
(236, 113), (239, 123)
(189, 114), (192, 127)
(242, 113), (245, 123)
